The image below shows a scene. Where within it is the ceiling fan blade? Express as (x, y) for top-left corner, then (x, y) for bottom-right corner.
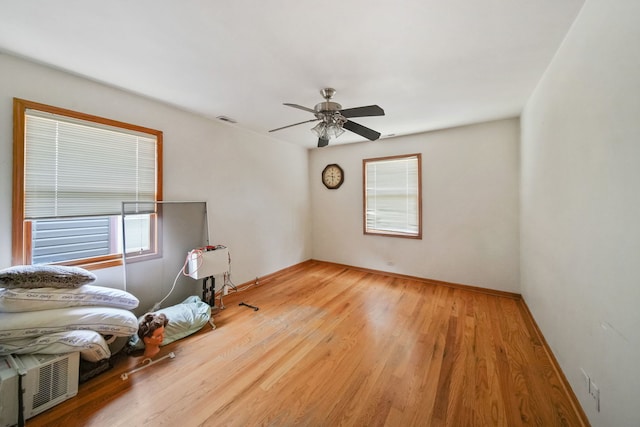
(269, 118), (319, 132)
(343, 120), (381, 141)
(317, 138), (329, 148)
(283, 103), (316, 114)
(339, 105), (385, 118)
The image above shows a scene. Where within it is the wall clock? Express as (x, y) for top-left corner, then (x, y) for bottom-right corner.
(322, 164), (344, 189)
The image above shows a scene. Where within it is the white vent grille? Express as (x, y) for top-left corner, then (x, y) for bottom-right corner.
(0, 353), (79, 426)
(33, 358), (69, 409)
(23, 353), (79, 420)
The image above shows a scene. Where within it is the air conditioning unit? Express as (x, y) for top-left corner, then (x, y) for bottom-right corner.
(187, 246), (229, 279)
(0, 352), (79, 426)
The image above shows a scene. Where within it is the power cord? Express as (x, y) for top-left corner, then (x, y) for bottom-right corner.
(148, 247), (257, 313)
(148, 249), (204, 312)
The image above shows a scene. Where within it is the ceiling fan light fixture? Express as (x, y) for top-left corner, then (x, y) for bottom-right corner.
(271, 88), (385, 147)
(332, 125), (346, 138)
(311, 120), (345, 140)
(311, 121), (328, 139)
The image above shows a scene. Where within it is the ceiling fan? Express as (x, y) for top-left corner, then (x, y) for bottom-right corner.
(269, 88), (385, 148)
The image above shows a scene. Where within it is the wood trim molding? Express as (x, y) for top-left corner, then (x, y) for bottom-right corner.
(12, 99), (27, 265)
(518, 299), (591, 426)
(234, 259), (315, 289)
(311, 259), (522, 300)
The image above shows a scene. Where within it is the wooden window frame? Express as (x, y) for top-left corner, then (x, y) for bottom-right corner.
(12, 98), (163, 269)
(362, 153), (422, 239)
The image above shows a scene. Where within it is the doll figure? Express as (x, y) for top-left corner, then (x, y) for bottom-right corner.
(137, 313), (169, 359)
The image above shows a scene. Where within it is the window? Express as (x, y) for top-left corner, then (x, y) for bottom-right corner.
(12, 98), (163, 269)
(363, 153), (422, 238)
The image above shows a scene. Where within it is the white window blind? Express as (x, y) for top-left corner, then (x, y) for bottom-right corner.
(24, 110), (157, 219)
(364, 154), (421, 237)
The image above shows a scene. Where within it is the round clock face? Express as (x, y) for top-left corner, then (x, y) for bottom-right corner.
(322, 164), (344, 189)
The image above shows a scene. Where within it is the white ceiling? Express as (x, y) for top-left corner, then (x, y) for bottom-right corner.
(0, 1), (584, 149)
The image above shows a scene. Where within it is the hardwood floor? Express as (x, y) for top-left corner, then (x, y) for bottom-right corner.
(29, 261), (587, 426)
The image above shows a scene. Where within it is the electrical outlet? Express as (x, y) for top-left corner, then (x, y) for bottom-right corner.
(589, 379), (600, 412)
(580, 368), (590, 390)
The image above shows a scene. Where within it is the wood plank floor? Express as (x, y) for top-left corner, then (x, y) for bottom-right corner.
(29, 261), (587, 426)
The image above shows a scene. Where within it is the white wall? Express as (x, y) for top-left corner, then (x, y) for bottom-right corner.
(0, 53), (312, 310)
(521, 0), (640, 425)
(310, 119), (520, 293)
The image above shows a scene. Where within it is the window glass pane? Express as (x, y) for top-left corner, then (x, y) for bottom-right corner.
(122, 214), (152, 254)
(31, 217), (115, 264)
(30, 214), (153, 264)
(364, 154), (421, 237)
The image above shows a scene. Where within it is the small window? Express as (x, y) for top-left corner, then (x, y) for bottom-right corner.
(12, 98), (163, 269)
(363, 153), (422, 238)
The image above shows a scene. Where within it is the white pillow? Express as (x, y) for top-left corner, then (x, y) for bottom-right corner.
(0, 265), (96, 289)
(0, 285), (139, 312)
(0, 306), (138, 340)
(0, 330), (110, 362)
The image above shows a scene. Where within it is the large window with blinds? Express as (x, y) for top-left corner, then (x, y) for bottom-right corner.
(363, 153), (422, 238)
(12, 98), (163, 268)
